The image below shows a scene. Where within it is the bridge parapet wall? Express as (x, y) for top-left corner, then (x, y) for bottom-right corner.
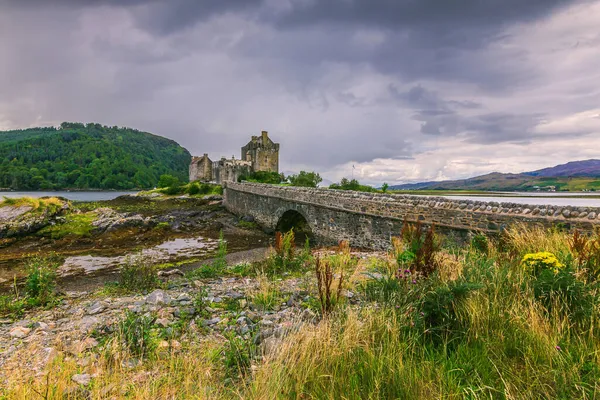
(224, 182), (600, 249)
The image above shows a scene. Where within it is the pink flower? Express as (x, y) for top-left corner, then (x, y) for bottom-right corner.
(555, 345), (561, 351)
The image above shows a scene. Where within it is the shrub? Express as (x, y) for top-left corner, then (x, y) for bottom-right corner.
(213, 230), (227, 270)
(187, 182), (201, 195)
(157, 174), (180, 188)
(569, 230), (600, 282)
(315, 256), (345, 316)
(395, 220), (440, 277)
(118, 256), (161, 292)
(222, 331), (254, 381)
(118, 311), (158, 359)
(416, 281), (482, 344)
(288, 171), (322, 188)
(238, 171), (284, 184)
(264, 231), (311, 276)
(521, 252), (564, 275)
(155, 222), (170, 230)
(24, 257), (59, 307)
(161, 185), (185, 195)
(189, 263), (219, 279)
(361, 274), (405, 304)
(251, 278), (281, 311)
(0, 295), (27, 319)
(533, 268), (596, 325)
(470, 233), (489, 254)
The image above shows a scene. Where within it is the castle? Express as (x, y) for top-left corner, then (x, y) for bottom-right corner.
(189, 131), (280, 184)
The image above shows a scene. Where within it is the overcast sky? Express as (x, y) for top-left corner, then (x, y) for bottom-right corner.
(1, 0), (599, 185)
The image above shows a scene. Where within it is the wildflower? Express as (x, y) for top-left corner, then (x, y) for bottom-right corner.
(412, 280), (416, 284)
(555, 345), (561, 351)
(520, 252), (564, 275)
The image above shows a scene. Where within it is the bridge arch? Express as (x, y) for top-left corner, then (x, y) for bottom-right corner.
(276, 209), (312, 241)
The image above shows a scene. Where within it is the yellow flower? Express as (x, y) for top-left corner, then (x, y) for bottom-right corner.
(521, 252), (564, 275)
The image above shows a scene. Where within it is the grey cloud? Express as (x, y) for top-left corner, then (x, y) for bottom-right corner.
(0, 0), (599, 184)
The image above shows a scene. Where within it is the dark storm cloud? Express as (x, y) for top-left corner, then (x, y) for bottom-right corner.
(1, 0), (599, 183)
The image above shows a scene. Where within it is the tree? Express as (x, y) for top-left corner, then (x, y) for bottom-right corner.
(288, 171), (322, 188)
(157, 174), (180, 188)
(381, 183), (389, 193)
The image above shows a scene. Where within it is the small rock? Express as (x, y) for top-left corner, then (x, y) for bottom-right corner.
(146, 290), (172, 306)
(156, 318), (171, 327)
(225, 291), (245, 300)
(31, 321), (49, 331)
(72, 373), (91, 386)
(176, 293), (192, 302)
(9, 326), (31, 338)
(173, 307), (196, 318)
(78, 316), (101, 332)
(157, 269), (184, 278)
(260, 319), (274, 327)
(86, 301), (106, 315)
(203, 317), (220, 326)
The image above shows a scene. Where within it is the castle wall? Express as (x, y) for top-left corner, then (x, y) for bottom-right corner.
(212, 159), (252, 185)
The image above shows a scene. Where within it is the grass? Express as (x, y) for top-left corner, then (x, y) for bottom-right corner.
(4, 226), (600, 399)
(0, 196), (64, 210)
(0, 256), (61, 319)
(37, 212), (95, 239)
(250, 276), (281, 311)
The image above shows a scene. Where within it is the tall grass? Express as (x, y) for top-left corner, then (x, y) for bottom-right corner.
(1, 196), (64, 210)
(249, 229), (600, 399)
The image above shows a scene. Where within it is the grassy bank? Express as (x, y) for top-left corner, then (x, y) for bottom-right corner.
(2, 225), (600, 399)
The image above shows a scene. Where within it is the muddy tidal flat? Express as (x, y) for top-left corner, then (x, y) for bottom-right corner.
(0, 193), (270, 291)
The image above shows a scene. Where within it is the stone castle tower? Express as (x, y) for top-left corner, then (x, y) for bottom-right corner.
(241, 131), (279, 173)
(189, 131), (279, 183)
(189, 153), (212, 182)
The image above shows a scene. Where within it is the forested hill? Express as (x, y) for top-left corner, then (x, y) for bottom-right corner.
(0, 122), (191, 190)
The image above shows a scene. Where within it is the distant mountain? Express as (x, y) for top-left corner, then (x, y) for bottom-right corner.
(524, 159), (600, 177)
(0, 122), (191, 190)
(389, 160), (600, 192)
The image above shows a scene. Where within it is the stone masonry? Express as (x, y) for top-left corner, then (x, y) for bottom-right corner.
(224, 182), (600, 250)
(189, 131), (279, 183)
(189, 154), (213, 182)
(241, 131), (280, 173)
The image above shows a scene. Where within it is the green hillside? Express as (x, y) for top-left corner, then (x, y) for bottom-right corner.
(0, 122), (191, 190)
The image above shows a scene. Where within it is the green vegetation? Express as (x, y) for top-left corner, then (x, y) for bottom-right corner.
(188, 231), (228, 279)
(238, 170), (285, 184)
(0, 122), (190, 190)
(288, 170), (322, 188)
(0, 256), (60, 319)
(37, 212), (95, 239)
(0, 196), (64, 211)
(329, 177), (376, 192)
(6, 224), (600, 398)
(155, 179), (223, 197)
(115, 255), (162, 293)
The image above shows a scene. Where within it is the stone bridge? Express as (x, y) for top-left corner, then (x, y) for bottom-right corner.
(224, 182), (600, 250)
